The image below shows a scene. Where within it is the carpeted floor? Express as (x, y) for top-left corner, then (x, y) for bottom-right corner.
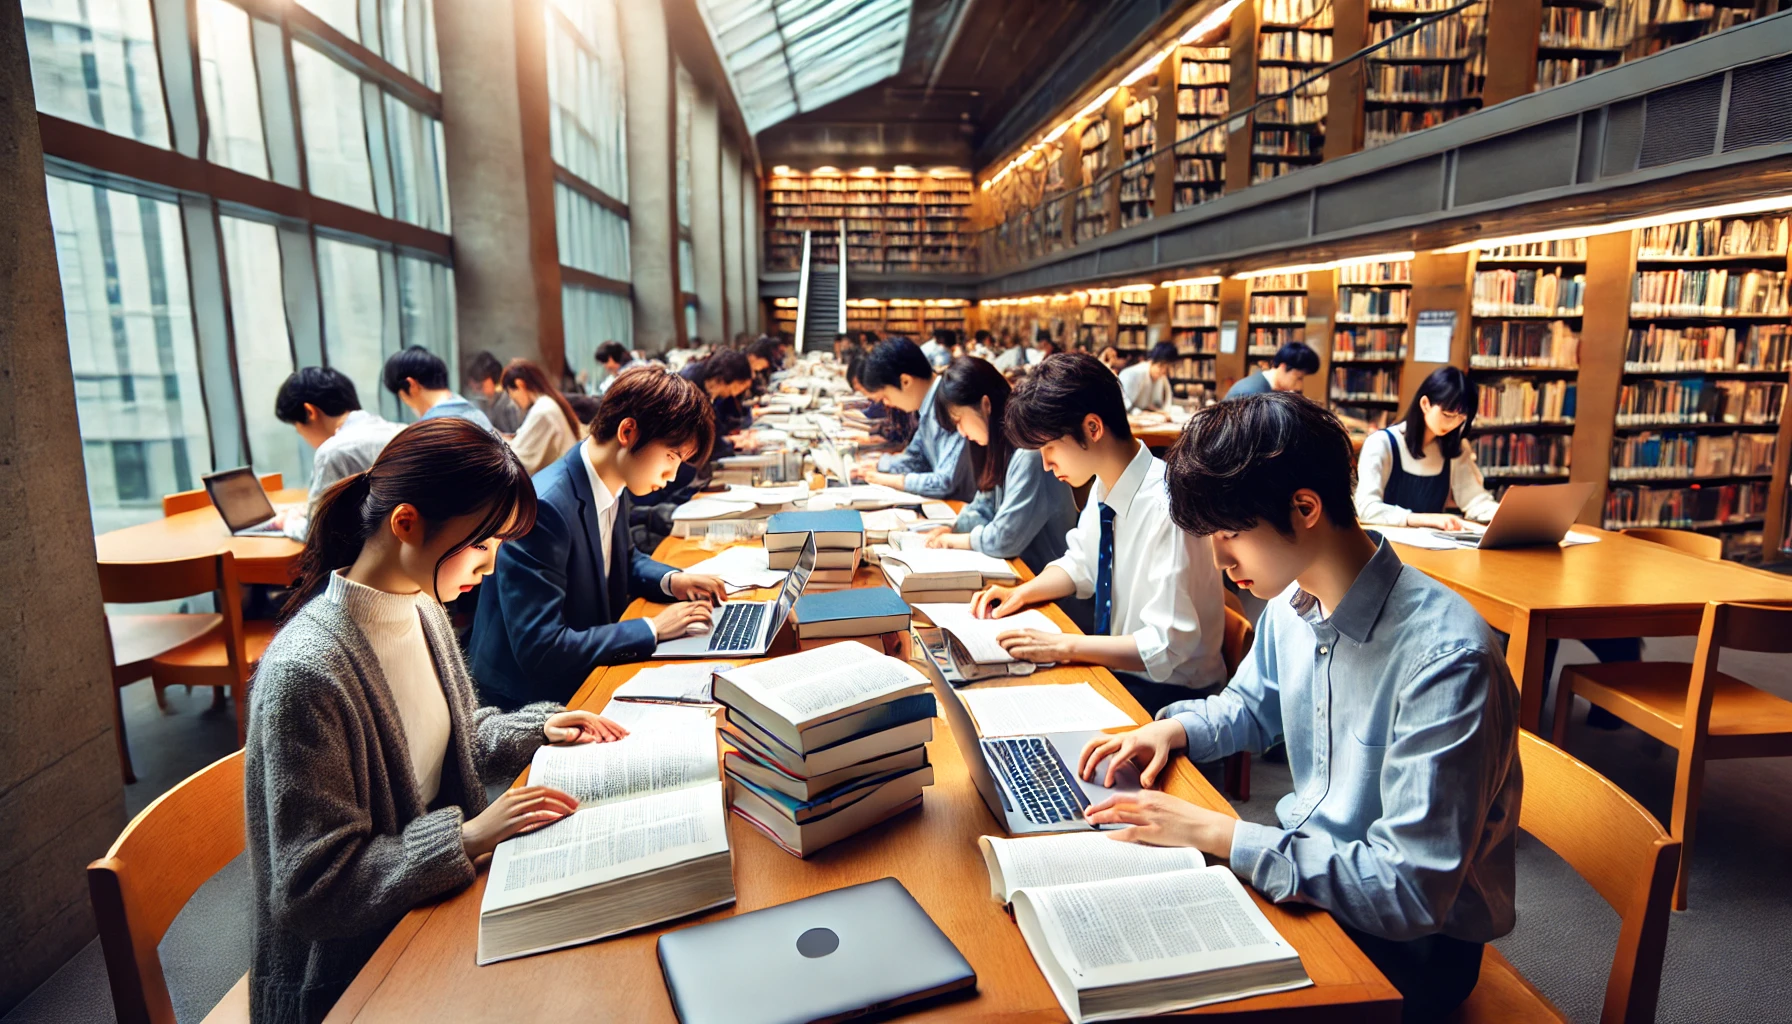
(6, 638), (1789, 1023)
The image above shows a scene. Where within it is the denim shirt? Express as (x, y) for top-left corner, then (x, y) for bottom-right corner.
(877, 376), (974, 500)
(1162, 536), (1521, 943)
(953, 448), (1078, 573)
(420, 394), (497, 435)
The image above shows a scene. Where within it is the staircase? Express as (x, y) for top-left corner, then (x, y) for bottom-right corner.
(800, 258), (841, 352)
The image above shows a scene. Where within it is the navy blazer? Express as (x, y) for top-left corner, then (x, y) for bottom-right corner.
(470, 445), (677, 709)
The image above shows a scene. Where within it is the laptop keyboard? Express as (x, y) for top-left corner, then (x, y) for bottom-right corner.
(982, 736), (1090, 825)
(707, 602), (766, 652)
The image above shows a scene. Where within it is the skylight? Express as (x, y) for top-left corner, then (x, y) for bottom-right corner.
(694, 0), (911, 135)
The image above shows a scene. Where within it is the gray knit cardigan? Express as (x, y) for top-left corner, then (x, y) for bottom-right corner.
(245, 592), (559, 1024)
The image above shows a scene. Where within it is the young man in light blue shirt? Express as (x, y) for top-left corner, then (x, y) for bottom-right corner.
(383, 345), (497, 434)
(853, 337), (975, 500)
(1077, 392), (1521, 1023)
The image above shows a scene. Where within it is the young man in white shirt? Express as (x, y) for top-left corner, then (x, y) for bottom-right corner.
(970, 353), (1227, 714)
(1118, 342), (1176, 412)
(594, 340), (642, 395)
(273, 367), (403, 540)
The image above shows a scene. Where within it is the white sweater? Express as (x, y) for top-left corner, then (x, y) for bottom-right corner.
(509, 394), (579, 475)
(323, 572), (451, 803)
(1355, 422), (1500, 525)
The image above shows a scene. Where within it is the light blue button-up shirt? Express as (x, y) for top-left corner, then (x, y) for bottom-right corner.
(953, 448), (1078, 573)
(420, 394), (497, 435)
(877, 375), (974, 500)
(1163, 536), (1521, 943)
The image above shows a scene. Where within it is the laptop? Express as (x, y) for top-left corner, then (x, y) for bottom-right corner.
(1429, 481), (1596, 550)
(657, 877), (975, 1024)
(653, 533), (815, 659)
(933, 668), (1142, 835)
(202, 467), (289, 537)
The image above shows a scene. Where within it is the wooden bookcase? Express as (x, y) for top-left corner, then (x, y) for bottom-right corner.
(1168, 280), (1223, 401)
(763, 167), (973, 275)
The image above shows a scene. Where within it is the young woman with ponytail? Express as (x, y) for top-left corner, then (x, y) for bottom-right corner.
(246, 417), (627, 1024)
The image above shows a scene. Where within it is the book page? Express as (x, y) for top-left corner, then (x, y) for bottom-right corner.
(884, 548), (1017, 580)
(528, 719), (718, 806)
(913, 603), (1061, 664)
(980, 833), (1203, 903)
(719, 642), (929, 724)
(608, 662), (735, 704)
(482, 782), (728, 912)
(597, 699), (717, 733)
(681, 545), (787, 590)
(961, 683), (1136, 738)
(671, 497), (755, 522)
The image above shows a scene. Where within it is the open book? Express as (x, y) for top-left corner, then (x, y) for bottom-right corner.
(878, 547), (1019, 593)
(979, 834), (1310, 1022)
(913, 603), (1062, 665)
(477, 716), (733, 964)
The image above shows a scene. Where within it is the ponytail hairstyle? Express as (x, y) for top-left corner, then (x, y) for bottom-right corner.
(933, 356), (1014, 492)
(280, 418), (538, 622)
(501, 358), (581, 438)
(1403, 365), (1476, 460)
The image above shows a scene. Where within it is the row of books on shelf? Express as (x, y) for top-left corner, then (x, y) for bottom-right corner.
(1367, 13), (1484, 57)
(1472, 268), (1585, 316)
(1604, 481), (1769, 531)
(1333, 327), (1405, 361)
(1537, 57), (1617, 89)
(1252, 325), (1306, 349)
(1539, 5), (1636, 49)
(1253, 161), (1311, 183)
(1257, 67), (1329, 97)
(1473, 433), (1571, 476)
(1254, 273), (1309, 291)
(1331, 368), (1400, 402)
(1180, 55), (1229, 86)
(1338, 260), (1411, 285)
(1251, 294), (1307, 320)
(1623, 324), (1792, 372)
(1253, 130), (1322, 157)
(1261, 0), (1332, 26)
(1256, 95), (1329, 126)
(1636, 216), (1787, 259)
(1173, 305), (1220, 327)
(1477, 378), (1576, 425)
(1260, 31), (1333, 62)
(1337, 286), (1409, 322)
(1366, 109), (1459, 146)
(1629, 268), (1789, 317)
(1169, 357), (1218, 381)
(1366, 64), (1485, 103)
(1480, 239), (1587, 261)
(1178, 88), (1229, 116)
(771, 176), (972, 194)
(1471, 320), (1579, 369)
(1609, 431), (1778, 480)
(1614, 379), (1785, 426)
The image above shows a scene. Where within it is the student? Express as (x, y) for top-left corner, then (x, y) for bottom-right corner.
(1355, 366), (1498, 530)
(595, 340), (641, 395)
(846, 354), (915, 446)
(1119, 342), (1177, 412)
(1028, 330), (1058, 366)
(970, 353), (1226, 713)
(925, 357), (1079, 573)
(1223, 341), (1319, 400)
(993, 332), (1026, 373)
(247, 417), (628, 1024)
(469, 369), (725, 709)
(681, 349), (755, 447)
(832, 332), (857, 362)
(1098, 344), (1125, 374)
(1076, 393), (1520, 1023)
(746, 335), (785, 397)
(968, 329), (997, 361)
(920, 328), (954, 369)
(466, 351), (524, 434)
(854, 337), (975, 500)
(500, 359), (582, 475)
(382, 345), (497, 433)
(273, 367), (403, 540)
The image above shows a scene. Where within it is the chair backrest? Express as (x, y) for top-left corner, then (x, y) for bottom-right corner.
(88, 750), (246, 1024)
(96, 553), (249, 685)
(1681, 601), (1792, 750)
(1220, 604), (1255, 677)
(1620, 527), (1722, 560)
(161, 472), (283, 517)
(1516, 730), (1679, 1024)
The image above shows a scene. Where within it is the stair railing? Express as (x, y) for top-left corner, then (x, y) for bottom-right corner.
(794, 229), (812, 352)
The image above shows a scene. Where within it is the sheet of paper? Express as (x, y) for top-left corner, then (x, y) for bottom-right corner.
(884, 547), (1017, 580)
(724, 483), (811, 505)
(681, 545), (787, 590)
(1372, 525), (1475, 550)
(960, 683), (1135, 737)
(922, 501), (957, 521)
(598, 699), (718, 732)
(912, 603), (1061, 664)
(671, 497), (756, 522)
(609, 661), (734, 704)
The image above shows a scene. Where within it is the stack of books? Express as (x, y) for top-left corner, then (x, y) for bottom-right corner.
(766, 509), (865, 588)
(714, 643), (936, 858)
(872, 543), (1020, 604)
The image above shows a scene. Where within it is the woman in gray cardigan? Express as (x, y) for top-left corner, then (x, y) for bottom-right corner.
(247, 418), (628, 1024)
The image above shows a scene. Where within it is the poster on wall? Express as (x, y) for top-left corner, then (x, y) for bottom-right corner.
(1414, 310), (1455, 364)
(1219, 320), (1238, 354)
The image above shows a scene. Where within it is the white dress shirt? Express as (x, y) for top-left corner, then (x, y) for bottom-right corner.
(1118, 361), (1172, 412)
(581, 438), (677, 596)
(994, 346), (1025, 372)
(509, 394), (579, 475)
(1355, 422), (1500, 525)
(1045, 441), (1227, 689)
(285, 410), (403, 540)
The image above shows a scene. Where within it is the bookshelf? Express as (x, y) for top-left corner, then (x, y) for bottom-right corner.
(1169, 281), (1221, 401)
(1175, 45), (1230, 211)
(1252, 0), (1331, 184)
(1364, 1), (1487, 148)
(1076, 116), (1114, 243)
(839, 298), (971, 339)
(1120, 93), (1158, 229)
(771, 297), (799, 339)
(763, 167), (973, 275)
(1330, 258), (1412, 433)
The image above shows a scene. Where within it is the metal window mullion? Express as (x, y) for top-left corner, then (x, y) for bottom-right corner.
(180, 195), (247, 467)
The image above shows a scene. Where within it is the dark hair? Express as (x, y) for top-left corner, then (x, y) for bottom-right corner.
(595, 341), (630, 367)
(686, 349), (752, 386)
(1164, 392), (1356, 537)
(1273, 342), (1321, 374)
(1005, 353), (1132, 449)
(594, 365), (716, 462)
(859, 337), (933, 391)
(974, 329), (992, 344)
(467, 350), (504, 385)
(749, 335), (783, 364)
(1034, 329), (1052, 344)
(281, 418), (537, 622)
(275, 367), (361, 423)
(933, 357), (1014, 492)
(500, 358), (581, 438)
(566, 393), (602, 424)
(382, 345), (450, 395)
(846, 354), (868, 389)
(1148, 342), (1178, 365)
(1404, 365), (1476, 459)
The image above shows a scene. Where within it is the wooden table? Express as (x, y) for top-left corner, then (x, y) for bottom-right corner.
(331, 538), (1399, 1022)
(94, 488), (307, 586)
(1389, 527), (1792, 731)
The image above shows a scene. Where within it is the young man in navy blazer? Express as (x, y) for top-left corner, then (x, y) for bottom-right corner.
(471, 368), (727, 709)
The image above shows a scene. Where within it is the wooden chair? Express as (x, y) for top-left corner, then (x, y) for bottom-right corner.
(1620, 527), (1722, 560)
(1219, 602), (1255, 801)
(1450, 731), (1678, 1024)
(89, 750), (249, 1024)
(1553, 601), (1792, 909)
(160, 472), (283, 517)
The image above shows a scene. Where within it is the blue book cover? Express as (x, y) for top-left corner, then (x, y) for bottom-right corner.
(766, 509), (865, 538)
(794, 585), (909, 624)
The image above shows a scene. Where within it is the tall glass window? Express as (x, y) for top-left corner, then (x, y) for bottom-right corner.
(295, 0), (360, 41)
(676, 61), (694, 231)
(45, 176), (212, 533)
(293, 41), (377, 212)
(23, 0), (170, 147)
(379, 0), (440, 90)
(197, 0), (270, 178)
(397, 255), (457, 384)
(316, 236), (389, 413)
(384, 95), (450, 231)
(544, 0), (627, 201)
(219, 216), (306, 485)
(563, 285), (632, 385)
(555, 184), (631, 280)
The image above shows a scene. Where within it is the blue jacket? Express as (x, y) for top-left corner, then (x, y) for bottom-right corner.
(470, 446), (676, 709)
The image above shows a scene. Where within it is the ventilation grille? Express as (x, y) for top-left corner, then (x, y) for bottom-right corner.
(1315, 159), (1444, 234)
(1453, 118), (1579, 207)
(1638, 74), (1723, 168)
(1158, 195), (1311, 264)
(1724, 55), (1792, 152)
(1603, 100), (1644, 177)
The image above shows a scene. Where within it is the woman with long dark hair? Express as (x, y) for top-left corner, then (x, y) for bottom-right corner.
(501, 358), (581, 474)
(925, 356), (1078, 572)
(1355, 365), (1498, 531)
(247, 418), (626, 1023)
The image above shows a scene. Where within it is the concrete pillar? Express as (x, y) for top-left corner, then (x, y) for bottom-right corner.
(617, 0), (678, 353)
(741, 161), (759, 334)
(691, 89), (725, 344)
(721, 140), (743, 340)
(436, 0), (561, 374)
(0, 3), (127, 1009)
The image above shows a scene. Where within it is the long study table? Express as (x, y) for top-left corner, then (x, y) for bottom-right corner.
(94, 488), (308, 586)
(330, 534), (1399, 1022)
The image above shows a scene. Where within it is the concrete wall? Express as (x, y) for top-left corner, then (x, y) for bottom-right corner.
(690, 90), (725, 344)
(0, 2), (129, 1008)
(720, 140), (743, 340)
(618, 0), (679, 353)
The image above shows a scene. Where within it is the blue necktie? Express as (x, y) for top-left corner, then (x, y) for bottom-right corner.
(1094, 502), (1116, 635)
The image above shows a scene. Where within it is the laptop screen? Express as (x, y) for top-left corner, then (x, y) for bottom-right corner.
(765, 532), (816, 632)
(203, 468), (277, 531)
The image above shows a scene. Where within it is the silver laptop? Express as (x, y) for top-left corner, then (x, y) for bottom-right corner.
(934, 671), (1141, 835)
(657, 877), (975, 1024)
(653, 533), (815, 658)
(1429, 481), (1596, 550)
(202, 468), (288, 537)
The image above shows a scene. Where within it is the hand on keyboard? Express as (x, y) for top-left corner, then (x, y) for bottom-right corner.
(651, 601), (714, 641)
